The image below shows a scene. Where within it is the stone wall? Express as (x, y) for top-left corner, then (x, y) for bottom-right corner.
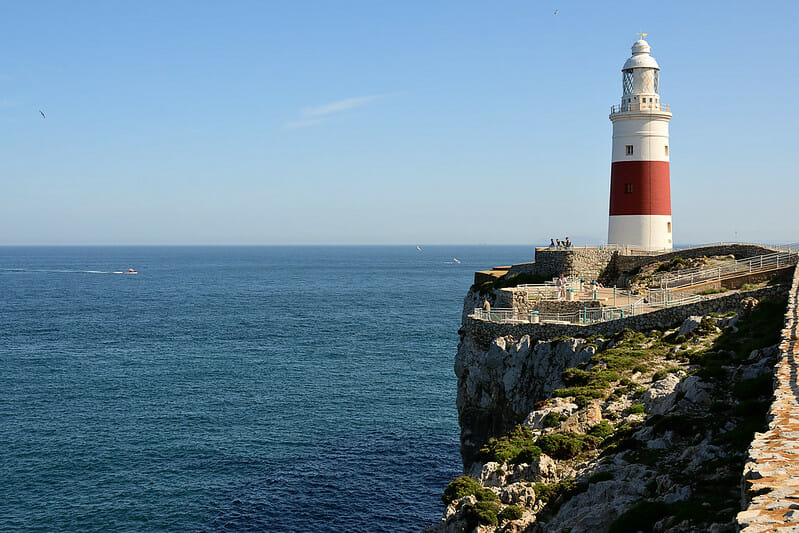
(498, 244), (782, 287)
(507, 248), (615, 281)
(737, 264), (799, 531)
(462, 286), (789, 349)
(605, 244), (780, 286)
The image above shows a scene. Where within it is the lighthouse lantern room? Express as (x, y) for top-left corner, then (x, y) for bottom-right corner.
(608, 36), (673, 251)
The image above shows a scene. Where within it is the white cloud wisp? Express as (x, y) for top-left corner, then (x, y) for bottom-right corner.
(285, 94), (384, 129)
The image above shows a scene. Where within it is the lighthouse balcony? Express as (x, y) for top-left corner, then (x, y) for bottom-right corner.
(610, 103), (671, 114)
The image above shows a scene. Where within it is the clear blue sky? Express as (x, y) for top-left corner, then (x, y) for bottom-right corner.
(1, 1), (796, 245)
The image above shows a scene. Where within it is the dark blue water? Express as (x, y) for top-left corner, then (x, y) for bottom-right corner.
(0, 245), (530, 532)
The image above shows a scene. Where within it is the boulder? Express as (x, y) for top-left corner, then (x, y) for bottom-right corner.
(678, 315), (704, 337)
(642, 373), (682, 416)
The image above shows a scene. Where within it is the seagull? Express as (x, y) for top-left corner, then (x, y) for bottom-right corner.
(553, 8), (558, 15)
(39, 110), (46, 119)
(416, 245), (422, 252)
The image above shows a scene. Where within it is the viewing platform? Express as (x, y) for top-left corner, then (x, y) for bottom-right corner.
(472, 245), (799, 327)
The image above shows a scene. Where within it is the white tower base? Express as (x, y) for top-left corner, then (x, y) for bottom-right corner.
(608, 215), (673, 251)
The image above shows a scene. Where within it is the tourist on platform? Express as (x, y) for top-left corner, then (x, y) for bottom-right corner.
(556, 239), (562, 248)
(550, 238), (555, 248)
(558, 274), (567, 299)
(565, 237), (572, 247)
(482, 297), (491, 316)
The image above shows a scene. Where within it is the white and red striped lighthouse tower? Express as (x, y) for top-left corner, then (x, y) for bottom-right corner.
(608, 36), (673, 251)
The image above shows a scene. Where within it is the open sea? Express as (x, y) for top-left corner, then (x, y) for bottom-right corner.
(0, 245), (530, 532)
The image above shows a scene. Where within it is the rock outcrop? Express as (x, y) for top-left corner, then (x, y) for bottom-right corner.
(456, 333), (596, 469)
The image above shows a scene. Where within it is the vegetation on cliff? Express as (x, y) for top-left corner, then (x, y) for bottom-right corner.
(435, 294), (787, 533)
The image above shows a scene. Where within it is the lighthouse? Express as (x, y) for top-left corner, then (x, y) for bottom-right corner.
(608, 36), (672, 251)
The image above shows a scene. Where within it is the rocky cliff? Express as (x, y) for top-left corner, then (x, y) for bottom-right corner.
(429, 285), (790, 532)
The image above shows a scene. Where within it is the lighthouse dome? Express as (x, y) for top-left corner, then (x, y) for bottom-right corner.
(623, 39), (660, 70)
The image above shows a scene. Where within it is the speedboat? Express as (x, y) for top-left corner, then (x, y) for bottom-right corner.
(123, 268), (137, 274)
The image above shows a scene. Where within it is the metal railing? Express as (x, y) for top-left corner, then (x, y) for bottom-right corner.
(610, 103), (671, 113)
(472, 292), (718, 326)
(652, 251), (798, 290)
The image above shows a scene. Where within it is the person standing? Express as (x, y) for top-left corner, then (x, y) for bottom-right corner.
(482, 297), (491, 317)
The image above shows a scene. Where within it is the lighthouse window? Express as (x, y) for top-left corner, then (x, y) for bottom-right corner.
(625, 183), (634, 194)
(625, 145), (634, 156)
(665, 145), (669, 156)
(623, 70), (634, 95)
(667, 222), (672, 233)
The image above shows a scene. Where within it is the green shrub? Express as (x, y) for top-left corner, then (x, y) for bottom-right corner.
(532, 479), (585, 513)
(588, 420), (615, 439)
(477, 425), (542, 465)
(655, 257), (687, 273)
(628, 404), (645, 414)
(498, 505), (524, 521)
(536, 432), (598, 460)
(462, 500), (499, 527)
(739, 283), (759, 291)
(561, 368), (591, 386)
(542, 411), (568, 428)
(442, 476), (497, 505)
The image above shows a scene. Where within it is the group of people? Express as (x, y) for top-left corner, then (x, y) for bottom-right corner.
(550, 237), (572, 248)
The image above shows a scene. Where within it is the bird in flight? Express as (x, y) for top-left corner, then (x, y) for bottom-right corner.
(553, 8), (558, 15)
(39, 110), (46, 119)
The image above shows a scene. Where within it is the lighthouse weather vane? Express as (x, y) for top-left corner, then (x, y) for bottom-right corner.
(637, 32), (648, 40)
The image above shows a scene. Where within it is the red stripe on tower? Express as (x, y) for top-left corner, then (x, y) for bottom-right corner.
(609, 161), (671, 216)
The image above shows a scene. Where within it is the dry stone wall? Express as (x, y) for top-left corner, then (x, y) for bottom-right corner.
(737, 264), (799, 532)
(507, 248), (615, 281)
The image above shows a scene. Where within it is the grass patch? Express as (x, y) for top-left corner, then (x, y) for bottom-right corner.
(697, 287), (727, 295)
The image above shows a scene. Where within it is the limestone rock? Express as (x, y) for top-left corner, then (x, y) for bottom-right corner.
(678, 315), (704, 336)
(642, 372), (682, 416)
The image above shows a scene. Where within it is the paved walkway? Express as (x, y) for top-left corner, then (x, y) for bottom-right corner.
(738, 265), (799, 532)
